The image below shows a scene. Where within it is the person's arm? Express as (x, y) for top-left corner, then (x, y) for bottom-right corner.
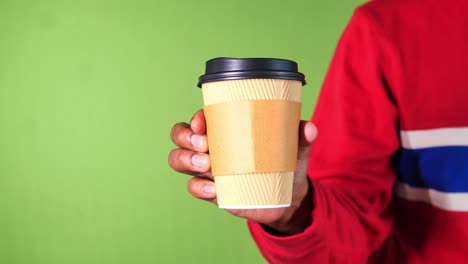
(248, 6), (400, 263)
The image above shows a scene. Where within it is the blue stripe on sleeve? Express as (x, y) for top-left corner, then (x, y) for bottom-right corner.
(398, 146), (468, 192)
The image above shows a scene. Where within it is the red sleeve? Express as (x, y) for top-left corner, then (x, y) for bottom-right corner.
(248, 6), (400, 263)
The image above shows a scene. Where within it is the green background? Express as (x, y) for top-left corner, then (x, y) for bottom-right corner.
(0, 1), (364, 263)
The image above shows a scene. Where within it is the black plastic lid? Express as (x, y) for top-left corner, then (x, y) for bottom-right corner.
(197, 57), (306, 87)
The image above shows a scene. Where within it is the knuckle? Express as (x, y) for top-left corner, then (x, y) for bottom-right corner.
(170, 125), (176, 141)
(168, 149), (183, 171)
(167, 149), (177, 168)
(176, 129), (190, 146)
(170, 123), (188, 144)
(187, 179), (199, 196)
(170, 123), (181, 142)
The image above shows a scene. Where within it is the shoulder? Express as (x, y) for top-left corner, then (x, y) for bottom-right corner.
(353, 0), (431, 33)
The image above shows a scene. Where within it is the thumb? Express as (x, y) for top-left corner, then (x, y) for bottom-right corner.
(297, 121), (318, 161)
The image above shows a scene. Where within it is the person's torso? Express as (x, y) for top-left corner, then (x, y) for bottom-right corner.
(367, 0), (468, 262)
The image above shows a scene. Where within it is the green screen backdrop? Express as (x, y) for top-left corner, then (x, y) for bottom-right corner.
(0, 1), (365, 263)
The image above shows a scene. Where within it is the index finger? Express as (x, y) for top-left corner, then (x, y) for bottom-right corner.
(190, 109), (206, 135)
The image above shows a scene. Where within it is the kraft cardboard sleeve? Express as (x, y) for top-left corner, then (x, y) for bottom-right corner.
(204, 100), (301, 176)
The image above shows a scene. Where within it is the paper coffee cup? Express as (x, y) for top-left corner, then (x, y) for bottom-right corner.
(197, 58), (306, 209)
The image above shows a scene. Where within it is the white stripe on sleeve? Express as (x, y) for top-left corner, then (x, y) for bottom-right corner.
(395, 182), (468, 212)
(400, 127), (468, 149)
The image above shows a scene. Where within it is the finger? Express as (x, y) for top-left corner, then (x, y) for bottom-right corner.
(187, 177), (218, 202)
(168, 148), (211, 174)
(298, 121), (318, 161)
(190, 109), (207, 135)
(170, 122), (208, 153)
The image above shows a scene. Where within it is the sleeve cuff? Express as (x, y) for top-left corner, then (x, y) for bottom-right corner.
(247, 181), (328, 260)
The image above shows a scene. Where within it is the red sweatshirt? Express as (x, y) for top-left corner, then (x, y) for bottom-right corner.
(248, 0), (468, 263)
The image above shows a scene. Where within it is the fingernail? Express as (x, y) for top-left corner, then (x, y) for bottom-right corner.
(203, 184), (215, 195)
(191, 154), (207, 168)
(191, 134), (204, 148)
